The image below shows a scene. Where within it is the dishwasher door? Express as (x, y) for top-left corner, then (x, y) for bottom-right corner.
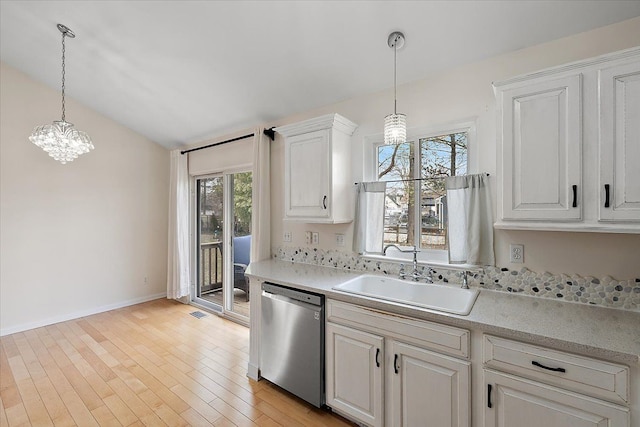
(260, 283), (324, 407)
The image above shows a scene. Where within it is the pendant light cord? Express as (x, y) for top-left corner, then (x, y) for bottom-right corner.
(393, 34), (397, 115)
(61, 31), (66, 122)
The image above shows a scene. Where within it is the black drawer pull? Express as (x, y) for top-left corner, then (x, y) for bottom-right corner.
(487, 384), (493, 408)
(572, 185), (577, 208)
(394, 354), (399, 374)
(604, 184), (610, 208)
(532, 360), (566, 373)
(375, 348), (380, 368)
(322, 195), (327, 209)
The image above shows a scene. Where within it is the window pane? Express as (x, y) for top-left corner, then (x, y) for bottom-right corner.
(419, 132), (468, 250)
(378, 143), (416, 246)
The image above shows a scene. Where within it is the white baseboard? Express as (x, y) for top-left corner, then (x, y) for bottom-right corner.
(0, 292), (167, 337)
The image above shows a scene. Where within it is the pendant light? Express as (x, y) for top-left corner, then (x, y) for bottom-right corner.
(384, 31), (406, 145)
(29, 24), (94, 164)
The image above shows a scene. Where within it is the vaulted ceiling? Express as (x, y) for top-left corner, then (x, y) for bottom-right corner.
(2, 1), (639, 149)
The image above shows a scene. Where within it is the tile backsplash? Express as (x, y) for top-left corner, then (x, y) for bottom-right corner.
(273, 246), (640, 311)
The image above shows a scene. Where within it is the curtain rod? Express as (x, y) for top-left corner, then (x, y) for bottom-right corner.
(180, 127), (275, 155)
(354, 173), (489, 185)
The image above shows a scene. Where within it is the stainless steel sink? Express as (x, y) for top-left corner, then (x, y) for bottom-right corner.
(333, 274), (479, 315)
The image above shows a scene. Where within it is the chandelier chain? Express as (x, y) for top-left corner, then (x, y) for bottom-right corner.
(61, 30), (66, 122)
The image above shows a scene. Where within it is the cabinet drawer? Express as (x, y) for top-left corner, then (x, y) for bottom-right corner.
(483, 335), (629, 405)
(327, 300), (469, 359)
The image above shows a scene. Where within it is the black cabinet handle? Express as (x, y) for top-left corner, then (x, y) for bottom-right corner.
(532, 360), (566, 373)
(487, 384), (493, 408)
(375, 348), (380, 368)
(572, 185), (577, 208)
(322, 195), (327, 209)
(604, 184), (610, 208)
(394, 354), (399, 374)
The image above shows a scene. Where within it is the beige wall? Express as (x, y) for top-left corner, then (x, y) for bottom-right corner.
(0, 63), (170, 335)
(269, 17), (640, 279)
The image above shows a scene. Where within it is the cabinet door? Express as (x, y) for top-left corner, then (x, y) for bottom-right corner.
(599, 60), (640, 222)
(284, 130), (330, 219)
(326, 322), (384, 427)
(389, 341), (470, 427)
(484, 370), (629, 427)
(499, 74), (582, 221)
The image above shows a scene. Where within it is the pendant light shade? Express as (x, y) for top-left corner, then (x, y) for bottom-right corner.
(29, 24), (94, 164)
(384, 31), (406, 145)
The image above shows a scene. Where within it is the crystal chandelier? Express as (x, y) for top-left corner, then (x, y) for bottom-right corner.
(29, 24), (94, 164)
(384, 31), (406, 145)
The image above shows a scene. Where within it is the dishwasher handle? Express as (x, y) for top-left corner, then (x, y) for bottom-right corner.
(262, 282), (323, 307)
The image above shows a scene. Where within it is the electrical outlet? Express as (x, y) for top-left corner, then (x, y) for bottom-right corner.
(283, 231), (292, 242)
(312, 232), (319, 245)
(510, 244), (524, 263)
(305, 231), (312, 245)
(335, 233), (345, 247)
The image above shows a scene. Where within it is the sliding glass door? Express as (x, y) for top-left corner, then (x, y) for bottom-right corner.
(193, 171), (252, 322)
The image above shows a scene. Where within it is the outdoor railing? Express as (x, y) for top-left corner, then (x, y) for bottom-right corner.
(200, 241), (222, 292)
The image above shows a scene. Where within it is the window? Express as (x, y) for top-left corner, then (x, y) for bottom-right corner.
(375, 126), (469, 257)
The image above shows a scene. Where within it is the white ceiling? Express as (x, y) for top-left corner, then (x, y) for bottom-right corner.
(2, 1), (639, 150)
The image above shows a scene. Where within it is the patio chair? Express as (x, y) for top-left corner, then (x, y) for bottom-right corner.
(233, 235), (251, 301)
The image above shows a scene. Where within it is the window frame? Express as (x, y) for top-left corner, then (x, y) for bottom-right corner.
(364, 119), (477, 265)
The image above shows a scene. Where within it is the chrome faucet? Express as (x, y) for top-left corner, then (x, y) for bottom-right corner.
(383, 244), (426, 282)
(460, 270), (469, 289)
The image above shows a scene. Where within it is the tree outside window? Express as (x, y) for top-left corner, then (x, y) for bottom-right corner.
(377, 130), (468, 251)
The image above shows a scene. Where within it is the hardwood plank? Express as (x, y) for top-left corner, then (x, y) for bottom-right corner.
(14, 378), (52, 427)
(3, 402), (29, 427)
(90, 405), (121, 426)
(169, 384), (223, 423)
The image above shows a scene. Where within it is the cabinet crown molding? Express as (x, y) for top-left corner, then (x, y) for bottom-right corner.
(275, 113), (358, 137)
(492, 46), (640, 90)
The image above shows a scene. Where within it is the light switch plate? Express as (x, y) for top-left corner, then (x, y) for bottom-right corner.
(312, 232), (319, 245)
(510, 244), (524, 263)
(305, 231), (312, 245)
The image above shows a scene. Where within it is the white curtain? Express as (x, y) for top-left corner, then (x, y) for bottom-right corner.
(353, 181), (387, 254)
(251, 128), (271, 262)
(167, 150), (191, 299)
(445, 174), (494, 266)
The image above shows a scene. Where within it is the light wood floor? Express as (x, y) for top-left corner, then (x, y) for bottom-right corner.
(0, 299), (355, 426)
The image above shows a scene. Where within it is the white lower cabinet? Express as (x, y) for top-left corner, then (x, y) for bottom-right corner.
(483, 370), (629, 427)
(325, 300), (471, 427)
(483, 335), (630, 427)
(389, 341), (470, 427)
(326, 322), (384, 426)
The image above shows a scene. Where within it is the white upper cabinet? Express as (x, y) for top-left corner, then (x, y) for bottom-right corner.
(495, 47), (640, 233)
(599, 60), (640, 222)
(499, 74), (582, 221)
(276, 114), (358, 223)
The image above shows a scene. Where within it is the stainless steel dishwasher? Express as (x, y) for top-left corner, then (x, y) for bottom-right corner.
(260, 282), (325, 407)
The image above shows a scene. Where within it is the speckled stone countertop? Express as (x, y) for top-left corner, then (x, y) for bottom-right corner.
(246, 259), (640, 365)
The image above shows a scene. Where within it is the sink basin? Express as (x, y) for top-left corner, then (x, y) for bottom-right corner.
(333, 274), (479, 315)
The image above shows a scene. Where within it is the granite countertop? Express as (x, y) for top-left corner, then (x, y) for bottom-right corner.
(247, 259), (640, 365)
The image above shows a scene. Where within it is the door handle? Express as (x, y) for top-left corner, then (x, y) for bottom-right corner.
(322, 195), (327, 209)
(487, 384), (493, 408)
(375, 348), (380, 368)
(393, 354), (399, 374)
(604, 184), (610, 208)
(572, 185), (577, 208)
